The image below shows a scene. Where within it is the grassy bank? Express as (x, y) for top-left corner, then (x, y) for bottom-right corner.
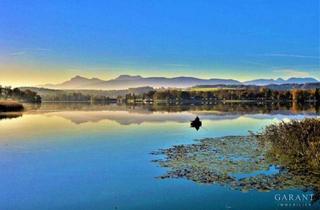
(0, 100), (24, 112)
(256, 118), (320, 171)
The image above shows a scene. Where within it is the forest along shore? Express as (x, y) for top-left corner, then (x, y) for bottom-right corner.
(16, 86), (320, 105)
(0, 86), (42, 112)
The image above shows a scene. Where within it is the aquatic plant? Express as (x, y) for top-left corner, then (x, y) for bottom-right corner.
(152, 119), (320, 203)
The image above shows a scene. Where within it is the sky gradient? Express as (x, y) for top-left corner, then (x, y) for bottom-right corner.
(0, 0), (319, 86)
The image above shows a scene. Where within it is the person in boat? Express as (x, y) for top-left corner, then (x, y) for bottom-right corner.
(191, 116), (202, 130)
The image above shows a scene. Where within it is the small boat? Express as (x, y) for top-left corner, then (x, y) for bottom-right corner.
(191, 116), (202, 130)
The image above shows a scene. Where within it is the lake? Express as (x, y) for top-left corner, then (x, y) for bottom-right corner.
(0, 103), (319, 210)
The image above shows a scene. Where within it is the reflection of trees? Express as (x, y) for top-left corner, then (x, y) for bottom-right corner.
(152, 135), (320, 203)
(149, 102), (319, 114)
(0, 113), (22, 120)
(25, 102), (319, 115)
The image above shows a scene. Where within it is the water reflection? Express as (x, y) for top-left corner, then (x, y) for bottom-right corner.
(8, 102), (317, 125)
(0, 102), (319, 210)
(0, 113), (22, 120)
(27, 102), (320, 114)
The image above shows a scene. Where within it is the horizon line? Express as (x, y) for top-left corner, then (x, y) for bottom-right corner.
(2, 74), (319, 88)
(66, 74), (320, 82)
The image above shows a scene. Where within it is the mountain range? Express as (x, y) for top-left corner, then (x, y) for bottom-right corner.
(41, 75), (319, 90)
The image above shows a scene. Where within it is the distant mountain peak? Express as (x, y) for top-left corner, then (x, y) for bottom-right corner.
(41, 75), (319, 90)
(286, 77), (318, 83)
(115, 75), (143, 80)
(244, 77), (319, 86)
(70, 75), (88, 80)
(288, 76), (316, 80)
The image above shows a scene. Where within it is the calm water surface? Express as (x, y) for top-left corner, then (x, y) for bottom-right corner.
(0, 103), (319, 210)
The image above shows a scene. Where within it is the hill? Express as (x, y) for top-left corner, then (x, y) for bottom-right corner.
(41, 75), (319, 90)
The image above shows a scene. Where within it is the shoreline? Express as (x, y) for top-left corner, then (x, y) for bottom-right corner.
(0, 100), (24, 112)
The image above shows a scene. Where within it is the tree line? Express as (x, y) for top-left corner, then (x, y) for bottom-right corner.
(124, 88), (320, 103)
(0, 86), (41, 103)
(41, 92), (117, 103)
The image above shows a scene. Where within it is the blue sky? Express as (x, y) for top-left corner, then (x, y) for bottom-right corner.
(0, 0), (319, 85)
